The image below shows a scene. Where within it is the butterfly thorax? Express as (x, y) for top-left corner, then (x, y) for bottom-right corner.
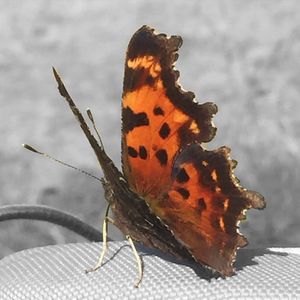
(99, 148), (194, 262)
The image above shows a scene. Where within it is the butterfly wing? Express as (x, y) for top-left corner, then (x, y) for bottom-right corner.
(121, 26), (265, 276)
(122, 26), (217, 199)
(155, 143), (265, 275)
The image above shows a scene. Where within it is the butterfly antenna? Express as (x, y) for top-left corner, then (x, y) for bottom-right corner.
(86, 108), (104, 150)
(22, 143), (102, 182)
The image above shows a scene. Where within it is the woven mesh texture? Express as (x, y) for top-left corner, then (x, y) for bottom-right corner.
(0, 242), (299, 299)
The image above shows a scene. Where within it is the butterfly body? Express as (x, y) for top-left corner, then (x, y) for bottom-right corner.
(96, 148), (192, 261)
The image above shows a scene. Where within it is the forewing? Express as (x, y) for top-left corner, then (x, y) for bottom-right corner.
(122, 26), (217, 198)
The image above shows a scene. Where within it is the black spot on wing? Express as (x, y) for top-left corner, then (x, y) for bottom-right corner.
(123, 106), (149, 133)
(212, 197), (225, 209)
(176, 168), (190, 183)
(198, 198), (207, 210)
(123, 67), (146, 93)
(145, 75), (155, 86)
(139, 146), (147, 159)
(153, 106), (164, 116)
(123, 67), (158, 94)
(159, 122), (170, 139)
(128, 146), (138, 158)
(155, 149), (168, 166)
(176, 188), (190, 199)
(222, 215), (236, 234)
(211, 217), (221, 230)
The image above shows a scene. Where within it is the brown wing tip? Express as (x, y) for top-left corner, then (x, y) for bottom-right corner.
(243, 190), (266, 210)
(218, 146), (266, 210)
(126, 25), (182, 62)
(219, 235), (248, 277)
(237, 234), (248, 248)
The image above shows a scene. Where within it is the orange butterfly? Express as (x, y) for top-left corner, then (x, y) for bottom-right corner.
(53, 25), (265, 285)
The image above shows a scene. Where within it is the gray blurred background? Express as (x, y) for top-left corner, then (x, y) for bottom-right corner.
(0, 0), (299, 259)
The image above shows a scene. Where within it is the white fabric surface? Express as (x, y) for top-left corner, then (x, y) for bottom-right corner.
(0, 241), (299, 299)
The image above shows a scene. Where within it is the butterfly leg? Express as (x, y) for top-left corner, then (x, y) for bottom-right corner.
(86, 203), (113, 273)
(125, 235), (143, 288)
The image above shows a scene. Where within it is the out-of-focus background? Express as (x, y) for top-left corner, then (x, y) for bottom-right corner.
(0, 0), (299, 259)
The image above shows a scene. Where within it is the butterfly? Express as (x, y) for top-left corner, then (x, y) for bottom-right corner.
(52, 25), (265, 283)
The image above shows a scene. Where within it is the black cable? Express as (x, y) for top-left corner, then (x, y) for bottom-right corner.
(0, 205), (103, 242)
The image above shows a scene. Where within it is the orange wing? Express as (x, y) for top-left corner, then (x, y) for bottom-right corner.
(122, 26), (217, 199)
(154, 143), (265, 275)
(121, 26), (265, 276)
